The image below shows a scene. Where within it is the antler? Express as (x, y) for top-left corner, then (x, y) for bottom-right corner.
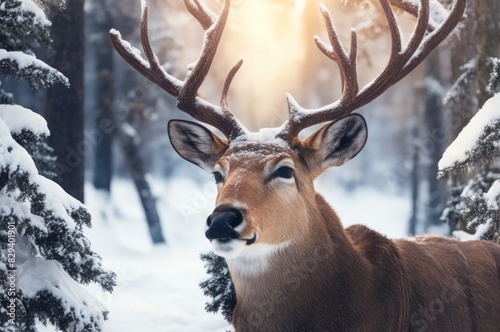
(109, 0), (247, 140)
(110, 0), (465, 143)
(278, 0), (466, 142)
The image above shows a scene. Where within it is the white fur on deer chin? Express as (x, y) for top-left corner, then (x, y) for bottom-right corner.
(226, 241), (290, 277)
(210, 238), (248, 259)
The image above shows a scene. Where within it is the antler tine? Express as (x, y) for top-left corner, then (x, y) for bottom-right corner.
(397, 0), (465, 78)
(177, 0), (247, 140)
(380, 0), (403, 64)
(110, 0), (247, 141)
(139, 1), (180, 96)
(354, 0), (429, 105)
(109, 0), (184, 96)
(184, 0), (216, 30)
(177, 0), (229, 107)
(314, 5), (359, 103)
(221, 60), (243, 113)
(278, 0), (465, 142)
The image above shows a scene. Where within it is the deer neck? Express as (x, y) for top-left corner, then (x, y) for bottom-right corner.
(226, 194), (369, 330)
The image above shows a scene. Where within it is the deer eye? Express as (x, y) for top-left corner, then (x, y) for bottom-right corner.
(213, 171), (223, 184)
(273, 166), (294, 179)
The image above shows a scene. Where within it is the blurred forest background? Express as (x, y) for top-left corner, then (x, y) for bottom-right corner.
(3, 0), (500, 242)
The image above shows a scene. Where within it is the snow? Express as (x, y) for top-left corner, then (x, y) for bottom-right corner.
(0, 104), (50, 137)
(427, 0), (449, 26)
(109, 30), (150, 69)
(0, 116), (39, 176)
(230, 127), (286, 147)
(0, 190), (47, 233)
(401, 0), (449, 30)
(438, 93), (500, 170)
(31, 173), (410, 331)
(484, 180), (500, 210)
(453, 219), (493, 241)
(36, 177), (85, 230)
(18, 257), (107, 330)
(1, 49), (50, 71)
(18, 0), (52, 27)
(0, 115), (84, 230)
(0, 0), (52, 27)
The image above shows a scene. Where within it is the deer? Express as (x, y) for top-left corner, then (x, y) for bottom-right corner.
(110, 0), (500, 330)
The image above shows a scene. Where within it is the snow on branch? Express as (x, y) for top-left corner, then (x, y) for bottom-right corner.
(14, 0), (51, 27)
(18, 257), (108, 331)
(453, 219), (493, 241)
(0, 0), (52, 51)
(453, 180), (500, 242)
(0, 104), (49, 137)
(487, 57), (500, 95)
(0, 49), (69, 89)
(438, 93), (500, 178)
(32, 0), (67, 11)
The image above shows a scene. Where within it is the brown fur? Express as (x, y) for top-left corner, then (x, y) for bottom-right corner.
(214, 143), (500, 332)
(230, 194), (500, 331)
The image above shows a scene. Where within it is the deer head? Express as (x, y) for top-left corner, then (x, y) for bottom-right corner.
(167, 114), (368, 259)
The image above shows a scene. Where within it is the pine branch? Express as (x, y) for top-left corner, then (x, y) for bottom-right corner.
(438, 119), (500, 179)
(21, 289), (107, 332)
(0, 3), (52, 52)
(0, 50), (69, 89)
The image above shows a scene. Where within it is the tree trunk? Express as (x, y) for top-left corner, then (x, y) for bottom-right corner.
(409, 85), (423, 236)
(112, 98), (166, 244)
(110, 0), (166, 244)
(476, 0), (500, 242)
(90, 0), (114, 193)
(117, 126), (165, 244)
(423, 52), (446, 230)
(45, 0), (85, 202)
(475, 0), (500, 108)
(449, 1), (477, 137)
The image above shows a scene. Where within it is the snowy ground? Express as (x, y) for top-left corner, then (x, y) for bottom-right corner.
(40, 174), (411, 332)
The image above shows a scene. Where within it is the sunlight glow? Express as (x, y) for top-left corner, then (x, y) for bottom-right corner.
(219, 0), (311, 129)
(294, 0), (306, 15)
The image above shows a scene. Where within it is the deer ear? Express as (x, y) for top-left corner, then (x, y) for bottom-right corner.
(168, 120), (228, 172)
(302, 114), (367, 171)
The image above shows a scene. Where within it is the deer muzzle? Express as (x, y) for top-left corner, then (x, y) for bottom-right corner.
(205, 208), (243, 242)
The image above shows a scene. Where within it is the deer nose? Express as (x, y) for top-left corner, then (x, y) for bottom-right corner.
(205, 208), (243, 241)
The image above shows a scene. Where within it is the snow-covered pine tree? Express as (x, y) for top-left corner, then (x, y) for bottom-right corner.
(439, 89), (500, 243)
(1, 1), (116, 331)
(439, 0), (500, 242)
